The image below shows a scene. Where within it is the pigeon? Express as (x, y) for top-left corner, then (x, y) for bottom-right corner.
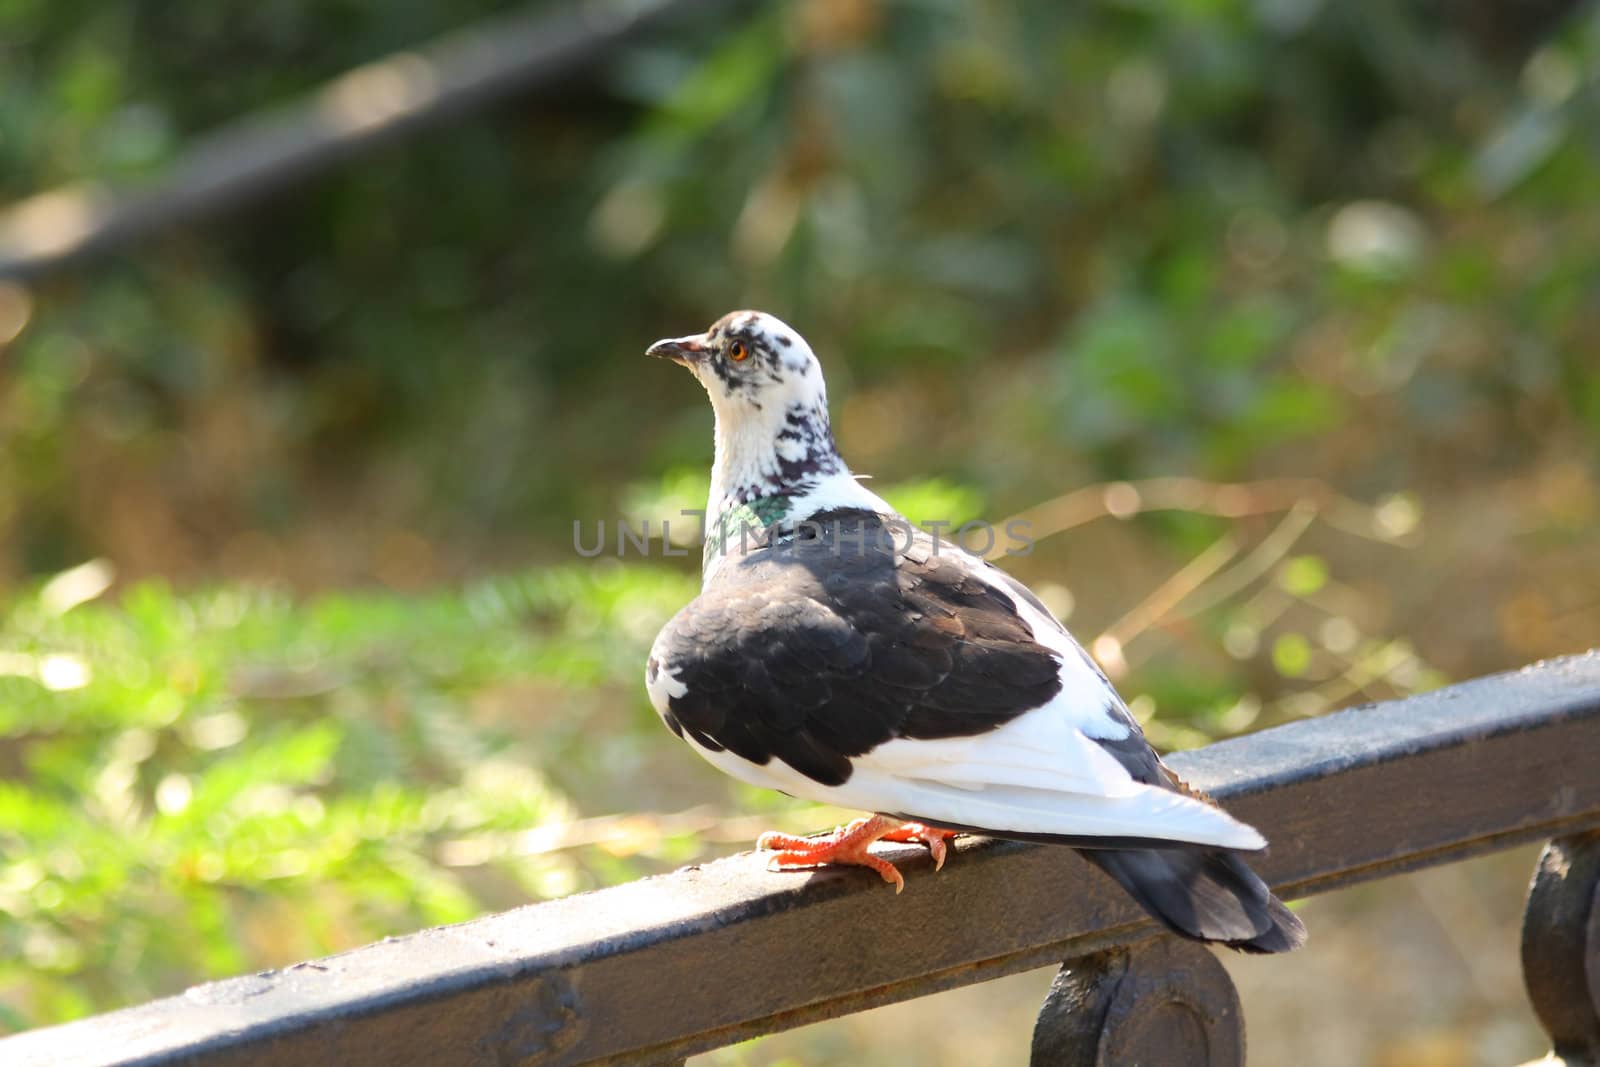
(644, 310), (1305, 952)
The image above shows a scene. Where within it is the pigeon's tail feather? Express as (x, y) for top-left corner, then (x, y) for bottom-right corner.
(1080, 846), (1307, 954)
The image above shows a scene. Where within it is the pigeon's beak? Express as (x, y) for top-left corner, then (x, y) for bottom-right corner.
(646, 333), (708, 367)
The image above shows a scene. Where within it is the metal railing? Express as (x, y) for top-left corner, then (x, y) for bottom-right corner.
(5, 652), (1598, 1066)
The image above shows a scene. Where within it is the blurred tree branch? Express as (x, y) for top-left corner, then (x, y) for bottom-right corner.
(1093, 502), (1321, 675)
(996, 480), (1431, 707)
(0, 0), (746, 283)
(992, 476), (1422, 555)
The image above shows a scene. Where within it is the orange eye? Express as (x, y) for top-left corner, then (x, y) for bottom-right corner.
(728, 341), (749, 362)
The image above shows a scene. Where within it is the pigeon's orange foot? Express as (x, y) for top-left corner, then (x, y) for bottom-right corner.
(879, 822), (960, 870)
(757, 814), (913, 893)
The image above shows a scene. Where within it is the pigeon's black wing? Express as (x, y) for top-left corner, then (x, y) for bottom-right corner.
(649, 510), (1063, 786)
(646, 509), (1262, 849)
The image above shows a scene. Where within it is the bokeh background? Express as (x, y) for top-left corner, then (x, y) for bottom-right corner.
(2, 0), (1598, 1061)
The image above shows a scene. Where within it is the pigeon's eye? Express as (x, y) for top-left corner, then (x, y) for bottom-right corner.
(728, 341), (749, 362)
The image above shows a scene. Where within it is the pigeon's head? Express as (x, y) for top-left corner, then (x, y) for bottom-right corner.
(647, 310), (826, 417)
(649, 310), (854, 514)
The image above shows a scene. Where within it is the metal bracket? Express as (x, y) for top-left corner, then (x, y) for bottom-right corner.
(1030, 936), (1244, 1066)
(1523, 831), (1600, 1066)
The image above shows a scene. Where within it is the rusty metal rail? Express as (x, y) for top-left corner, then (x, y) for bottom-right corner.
(4, 653), (1599, 1066)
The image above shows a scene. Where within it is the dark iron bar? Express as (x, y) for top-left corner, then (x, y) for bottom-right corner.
(3, 652), (1597, 1066)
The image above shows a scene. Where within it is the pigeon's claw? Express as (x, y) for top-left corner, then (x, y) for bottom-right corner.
(879, 822), (960, 870)
(757, 814), (912, 893)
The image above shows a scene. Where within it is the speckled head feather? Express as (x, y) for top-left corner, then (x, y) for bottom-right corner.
(648, 309), (819, 410)
(648, 311), (876, 527)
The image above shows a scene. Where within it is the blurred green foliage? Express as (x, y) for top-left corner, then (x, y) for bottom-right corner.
(4, 0), (1597, 581)
(0, 559), (697, 1026)
(2, 0), (1599, 1038)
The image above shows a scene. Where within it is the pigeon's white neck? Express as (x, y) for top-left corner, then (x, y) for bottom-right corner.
(708, 395), (839, 514)
(705, 397), (889, 524)
(701, 405), (892, 586)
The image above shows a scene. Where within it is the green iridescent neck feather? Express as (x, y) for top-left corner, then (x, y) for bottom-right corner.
(703, 495), (794, 567)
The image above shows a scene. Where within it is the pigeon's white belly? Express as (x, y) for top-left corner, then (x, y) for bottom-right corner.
(663, 689), (1262, 851)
